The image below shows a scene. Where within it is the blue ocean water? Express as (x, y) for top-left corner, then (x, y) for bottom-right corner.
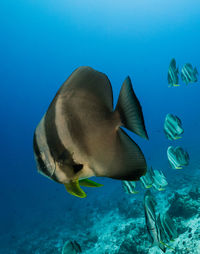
(1, 0), (200, 253)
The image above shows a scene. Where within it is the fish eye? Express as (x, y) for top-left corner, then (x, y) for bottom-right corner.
(73, 164), (83, 173)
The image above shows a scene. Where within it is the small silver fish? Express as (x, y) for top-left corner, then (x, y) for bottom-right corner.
(168, 58), (179, 87)
(167, 146), (189, 169)
(152, 170), (168, 191)
(140, 167), (154, 189)
(144, 190), (166, 252)
(33, 67), (148, 198)
(164, 113), (183, 141)
(181, 63), (198, 85)
(62, 240), (81, 254)
(157, 213), (178, 244)
(122, 180), (138, 194)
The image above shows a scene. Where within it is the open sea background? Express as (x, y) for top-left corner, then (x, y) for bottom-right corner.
(1, 0), (200, 253)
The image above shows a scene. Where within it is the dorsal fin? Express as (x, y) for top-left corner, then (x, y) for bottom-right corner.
(170, 58), (176, 69)
(116, 77), (148, 139)
(59, 66), (113, 111)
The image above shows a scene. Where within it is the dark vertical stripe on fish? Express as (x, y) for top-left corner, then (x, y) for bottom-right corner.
(44, 98), (83, 175)
(44, 99), (71, 162)
(33, 132), (51, 177)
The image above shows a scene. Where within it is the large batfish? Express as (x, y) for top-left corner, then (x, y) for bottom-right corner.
(33, 67), (148, 198)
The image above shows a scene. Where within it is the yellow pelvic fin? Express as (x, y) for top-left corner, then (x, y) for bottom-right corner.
(175, 166), (183, 169)
(64, 180), (87, 198)
(132, 191), (139, 194)
(174, 136), (182, 139)
(79, 179), (103, 187)
(146, 185), (152, 188)
(173, 84), (180, 87)
(159, 241), (175, 250)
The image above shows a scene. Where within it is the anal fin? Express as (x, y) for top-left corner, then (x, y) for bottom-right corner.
(105, 128), (147, 181)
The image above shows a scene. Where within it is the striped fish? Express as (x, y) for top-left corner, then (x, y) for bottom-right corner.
(168, 59), (179, 87)
(62, 240), (82, 254)
(181, 63), (198, 85)
(152, 170), (168, 191)
(140, 167), (154, 188)
(164, 113), (183, 141)
(157, 213), (178, 244)
(33, 66), (148, 198)
(167, 146), (189, 169)
(122, 180), (138, 194)
(144, 191), (166, 252)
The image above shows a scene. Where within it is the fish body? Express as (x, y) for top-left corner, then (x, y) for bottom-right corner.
(181, 63), (198, 84)
(141, 167), (167, 191)
(122, 180), (138, 194)
(33, 67), (148, 197)
(164, 113), (183, 140)
(167, 146), (189, 169)
(152, 170), (168, 191)
(140, 167), (154, 188)
(157, 213), (178, 244)
(62, 240), (82, 254)
(144, 191), (166, 252)
(175, 146), (189, 166)
(168, 59), (179, 87)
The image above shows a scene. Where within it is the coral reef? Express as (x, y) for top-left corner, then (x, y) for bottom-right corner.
(0, 176), (200, 253)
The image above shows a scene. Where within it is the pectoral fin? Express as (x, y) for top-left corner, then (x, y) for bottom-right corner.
(79, 179), (103, 187)
(64, 180), (87, 198)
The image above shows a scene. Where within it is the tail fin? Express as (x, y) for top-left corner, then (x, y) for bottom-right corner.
(115, 77), (148, 139)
